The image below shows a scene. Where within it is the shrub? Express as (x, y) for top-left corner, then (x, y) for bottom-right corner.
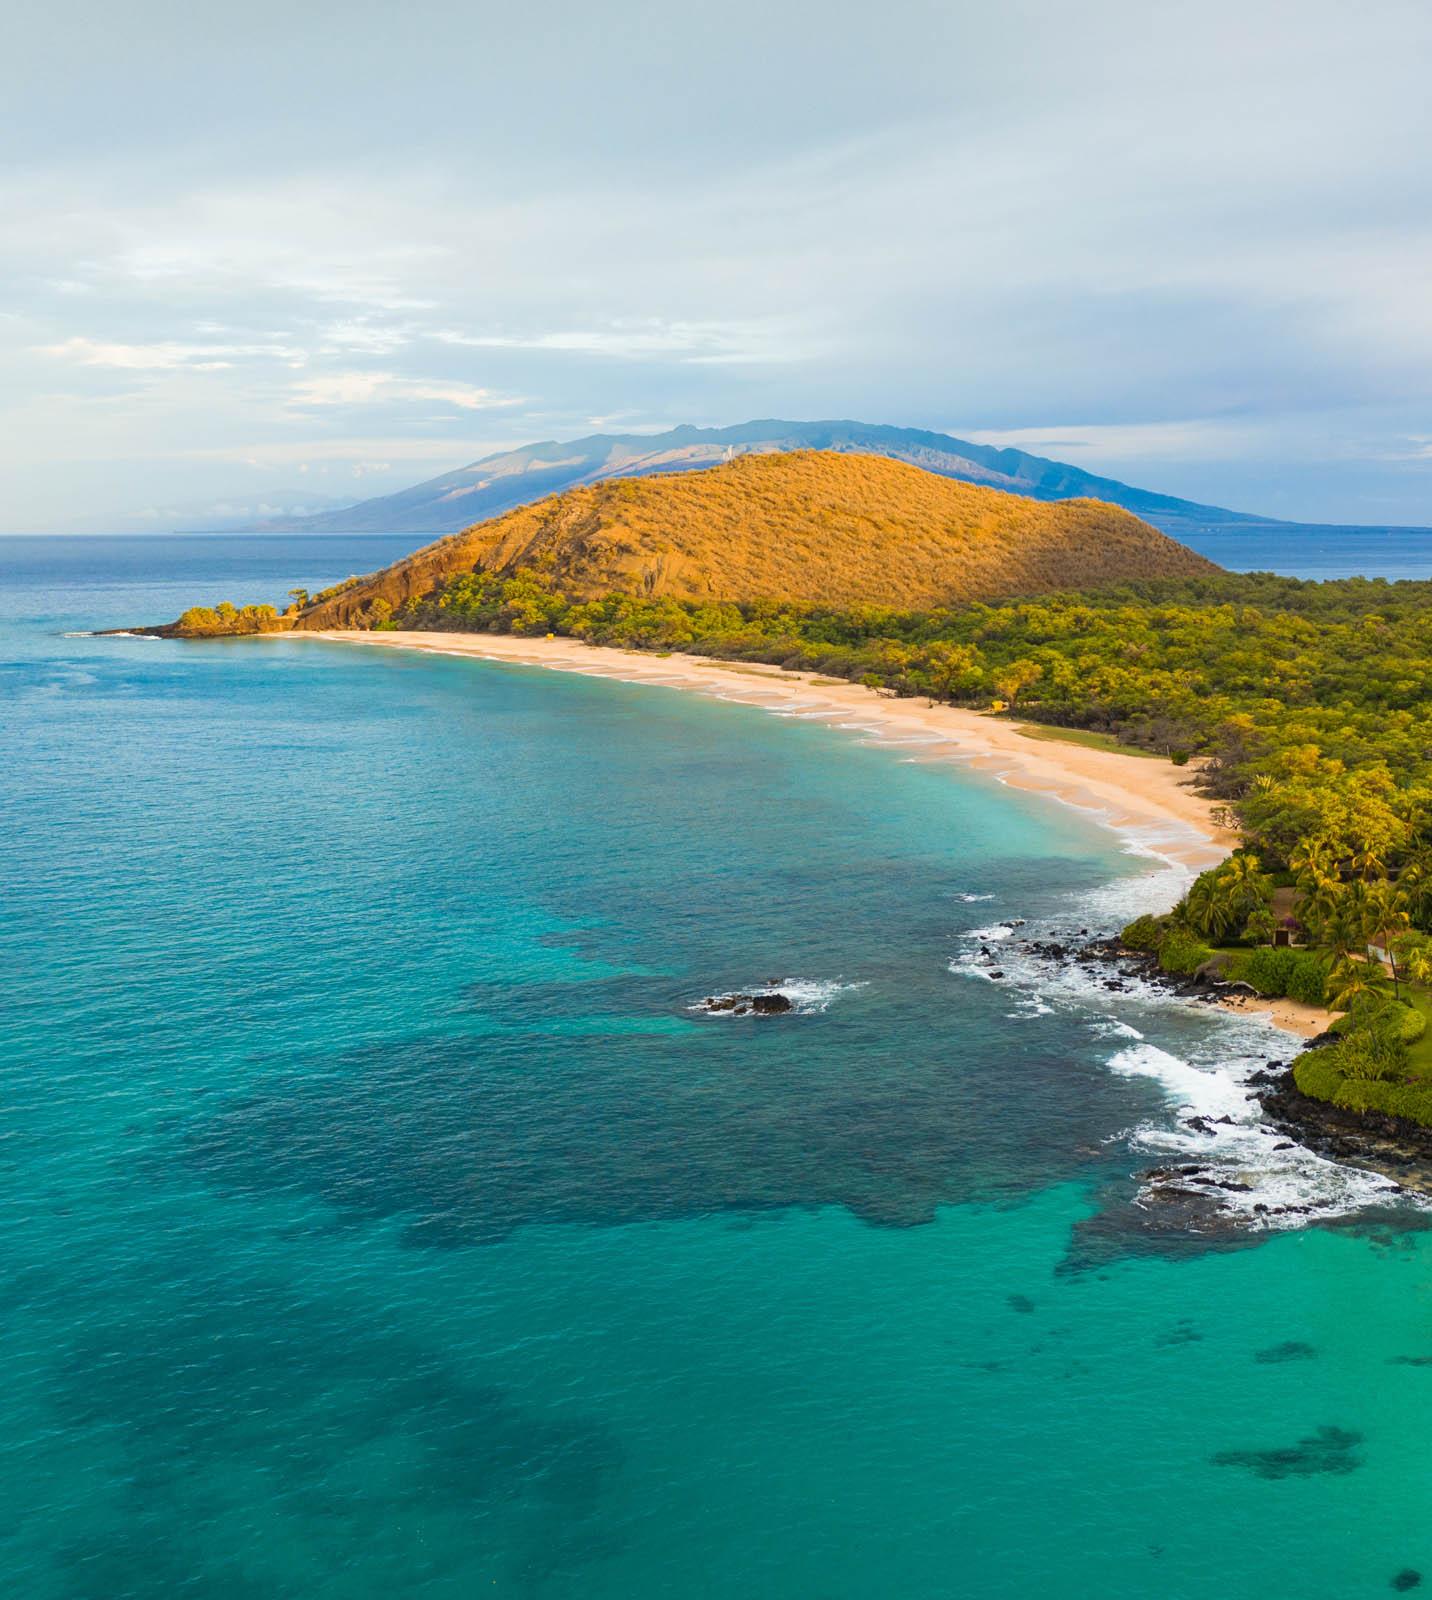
(1158, 932), (1216, 977)
(1396, 1003), (1427, 1045)
(1320, 1017), (1409, 1082)
(1372, 1081), (1432, 1125)
(1228, 946), (1300, 998)
(1330, 1076), (1432, 1125)
(1121, 914), (1164, 952)
(1286, 951), (1330, 1008)
(1294, 1050), (1344, 1103)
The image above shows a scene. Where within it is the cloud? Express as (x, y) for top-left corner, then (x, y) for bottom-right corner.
(964, 421), (1263, 465)
(6, 0), (1432, 527)
(38, 335), (304, 371)
(434, 319), (801, 364)
(285, 371), (517, 411)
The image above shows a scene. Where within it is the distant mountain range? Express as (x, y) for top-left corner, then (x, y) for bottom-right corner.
(227, 420), (1293, 545)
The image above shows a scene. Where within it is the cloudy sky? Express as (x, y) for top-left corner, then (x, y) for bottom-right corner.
(6, 0), (1432, 531)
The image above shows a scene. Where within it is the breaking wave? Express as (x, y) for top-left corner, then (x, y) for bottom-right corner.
(949, 851), (1418, 1231)
(692, 978), (868, 1017)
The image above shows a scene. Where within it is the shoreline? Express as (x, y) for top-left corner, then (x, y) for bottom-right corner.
(304, 628), (1331, 1040)
(312, 629), (1235, 865)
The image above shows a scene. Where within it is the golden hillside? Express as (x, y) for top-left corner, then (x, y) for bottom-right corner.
(295, 450), (1218, 627)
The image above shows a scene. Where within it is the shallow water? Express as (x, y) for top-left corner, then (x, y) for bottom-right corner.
(4, 536), (1432, 1598)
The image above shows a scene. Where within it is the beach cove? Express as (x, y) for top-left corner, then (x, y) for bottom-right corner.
(313, 628), (1332, 1039)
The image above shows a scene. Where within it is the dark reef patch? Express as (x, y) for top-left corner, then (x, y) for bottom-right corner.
(1212, 1424), (1363, 1479)
(180, 1002), (1140, 1246)
(1155, 1319), (1202, 1347)
(50, 1261), (624, 1592)
(1254, 1340), (1317, 1364)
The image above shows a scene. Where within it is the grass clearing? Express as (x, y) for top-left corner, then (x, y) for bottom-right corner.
(1010, 722), (1166, 759)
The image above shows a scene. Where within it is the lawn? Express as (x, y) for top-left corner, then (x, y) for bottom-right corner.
(1010, 721), (1167, 759)
(1403, 986), (1432, 1076)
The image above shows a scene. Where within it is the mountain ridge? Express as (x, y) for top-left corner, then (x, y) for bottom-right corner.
(228, 419), (1273, 545)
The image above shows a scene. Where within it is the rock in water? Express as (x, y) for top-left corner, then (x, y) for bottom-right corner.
(698, 992), (793, 1016)
(750, 993), (793, 1014)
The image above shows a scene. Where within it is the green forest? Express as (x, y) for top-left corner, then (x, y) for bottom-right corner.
(388, 563), (1432, 1123)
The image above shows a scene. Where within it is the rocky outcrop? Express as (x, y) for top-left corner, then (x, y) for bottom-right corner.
(1255, 1068), (1432, 1194)
(698, 992), (794, 1016)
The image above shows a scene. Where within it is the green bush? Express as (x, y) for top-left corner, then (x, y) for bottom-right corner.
(1333, 1077), (1394, 1113)
(1158, 932), (1216, 977)
(1286, 951), (1330, 1007)
(1121, 914), (1164, 952)
(1294, 1050), (1344, 1103)
(1315, 1018), (1409, 1082)
(1228, 946), (1300, 998)
(1329, 1076), (1432, 1125)
(1372, 1081), (1432, 1125)
(1395, 1003), (1427, 1045)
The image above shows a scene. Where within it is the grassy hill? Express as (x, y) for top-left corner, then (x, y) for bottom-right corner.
(291, 450), (1217, 629)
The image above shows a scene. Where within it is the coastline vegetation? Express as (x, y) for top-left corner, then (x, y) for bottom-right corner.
(174, 601), (284, 635)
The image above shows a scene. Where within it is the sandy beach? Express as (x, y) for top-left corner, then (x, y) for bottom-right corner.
(309, 628), (1331, 1039)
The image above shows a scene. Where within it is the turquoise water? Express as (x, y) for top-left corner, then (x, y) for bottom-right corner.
(5, 537), (1432, 1598)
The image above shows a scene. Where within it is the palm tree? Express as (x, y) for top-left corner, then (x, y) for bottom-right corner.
(1396, 850), (1432, 928)
(1290, 837), (1338, 888)
(1187, 870), (1241, 942)
(1406, 947), (1432, 990)
(1222, 851), (1271, 901)
(1350, 839), (1389, 882)
(1321, 897), (1367, 963)
(1341, 880), (1375, 946)
(1329, 955), (1389, 1015)
(1363, 878), (1411, 1000)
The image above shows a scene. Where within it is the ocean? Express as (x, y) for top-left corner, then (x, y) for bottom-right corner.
(1182, 522), (1432, 580)
(4, 533), (1432, 1599)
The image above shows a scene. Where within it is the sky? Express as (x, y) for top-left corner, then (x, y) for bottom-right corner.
(5, 0), (1432, 532)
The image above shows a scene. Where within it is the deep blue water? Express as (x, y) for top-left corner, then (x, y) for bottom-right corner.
(1181, 522), (1432, 579)
(5, 536), (1432, 1599)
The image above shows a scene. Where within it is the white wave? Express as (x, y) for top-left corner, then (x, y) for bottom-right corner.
(776, 977), (868, 1012)
(692, 977), (867, 1017)
(1106, 1039), (1406, 1228)
(955, 892), (995, 903)
(1107, 1041), (1251, 1122)
(1005, 993), (1055, 1019)
(946, 913), (1416, 1230)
